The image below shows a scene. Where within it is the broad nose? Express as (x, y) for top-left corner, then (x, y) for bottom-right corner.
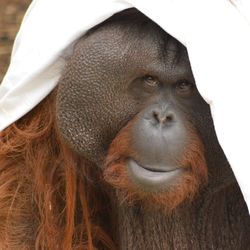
(150, 108), (176, 127)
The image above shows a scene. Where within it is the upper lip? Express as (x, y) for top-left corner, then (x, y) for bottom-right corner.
(133, 159), (180, 173)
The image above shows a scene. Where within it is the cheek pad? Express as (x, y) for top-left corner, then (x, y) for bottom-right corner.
(55, 39), (137, 162)
(56, 88), (138, 162)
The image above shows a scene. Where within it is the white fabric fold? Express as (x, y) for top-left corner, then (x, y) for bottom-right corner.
(0, 0), (249, 212)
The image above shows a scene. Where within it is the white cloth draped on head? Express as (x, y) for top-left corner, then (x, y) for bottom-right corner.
(0, 0), (250, 212)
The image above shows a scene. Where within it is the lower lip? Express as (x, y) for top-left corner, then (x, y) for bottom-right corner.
(127, 159), (183, 189)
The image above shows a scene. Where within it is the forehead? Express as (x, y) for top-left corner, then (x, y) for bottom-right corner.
(76, 11), (193, 81)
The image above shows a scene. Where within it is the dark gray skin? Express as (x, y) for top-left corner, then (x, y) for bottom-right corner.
(56, 9), (201, 192)
(56, 9), (250, 250)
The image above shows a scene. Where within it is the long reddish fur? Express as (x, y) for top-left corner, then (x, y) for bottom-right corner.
(0, 91), (115, 250)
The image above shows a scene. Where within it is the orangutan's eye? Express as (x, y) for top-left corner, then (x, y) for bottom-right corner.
(143, 75), (160, 92)
(175, 81), (194, 95)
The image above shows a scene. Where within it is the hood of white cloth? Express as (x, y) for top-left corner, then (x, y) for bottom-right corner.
(0, 0), (249, 212)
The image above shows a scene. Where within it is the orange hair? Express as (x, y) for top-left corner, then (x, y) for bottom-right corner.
(0, 91), (115, 250)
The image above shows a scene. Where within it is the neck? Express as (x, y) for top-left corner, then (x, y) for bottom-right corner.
(110, 183), (249, 250)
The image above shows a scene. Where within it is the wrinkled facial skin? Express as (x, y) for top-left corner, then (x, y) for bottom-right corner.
(56, 9), (210, 193)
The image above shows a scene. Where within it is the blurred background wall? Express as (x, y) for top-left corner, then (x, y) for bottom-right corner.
(0, 0), (31, 82)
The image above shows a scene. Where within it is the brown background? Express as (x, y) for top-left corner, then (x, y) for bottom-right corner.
(0, 0), (31, 82)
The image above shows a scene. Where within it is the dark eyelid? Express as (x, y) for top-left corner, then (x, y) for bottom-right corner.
(175, 80), (193, 88)
(143, 75), (159, 85)
(174, 80), (194, 96)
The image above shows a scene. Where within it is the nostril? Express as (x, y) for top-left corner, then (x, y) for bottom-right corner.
(152, 110), (175, 125)
(153, 111), (160, 123)
(166, 114), (174, 122)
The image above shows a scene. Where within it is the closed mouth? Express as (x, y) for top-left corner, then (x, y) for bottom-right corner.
(139, 164), (179, 173)
(127, 158), (184, 190)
